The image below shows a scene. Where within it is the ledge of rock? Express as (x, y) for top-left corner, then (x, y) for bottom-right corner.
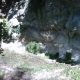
(5, 0), (80, 63)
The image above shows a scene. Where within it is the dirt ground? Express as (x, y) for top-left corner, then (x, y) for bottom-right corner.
(0, 49), (80, 80)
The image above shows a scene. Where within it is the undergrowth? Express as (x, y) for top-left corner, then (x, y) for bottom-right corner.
(26, 41), (40, 54)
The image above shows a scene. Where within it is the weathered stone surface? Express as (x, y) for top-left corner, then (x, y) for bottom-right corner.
(6, 0), (80, 63)
(66, 10), (80, 35)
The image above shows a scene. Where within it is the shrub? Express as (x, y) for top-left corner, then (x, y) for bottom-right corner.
(2, 19), (20, 34)
(26, 41), (40, 54)
(0, 18), (20, 42)
(0, 19), (11, 42)
(3, 19), (11, 31)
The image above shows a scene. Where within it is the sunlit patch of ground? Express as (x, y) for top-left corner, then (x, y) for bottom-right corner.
(0, 42), (80, 80)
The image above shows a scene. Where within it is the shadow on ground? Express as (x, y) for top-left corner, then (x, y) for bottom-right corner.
(0, 67), (32, 80)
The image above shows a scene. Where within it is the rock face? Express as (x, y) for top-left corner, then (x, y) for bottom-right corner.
(6, 0), (80, 63)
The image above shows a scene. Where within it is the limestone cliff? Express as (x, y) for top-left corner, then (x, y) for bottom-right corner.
(1, 0), (80, 63)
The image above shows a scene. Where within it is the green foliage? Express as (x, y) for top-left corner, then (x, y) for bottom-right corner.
(0, 18), (20, 42)
(2, 19), (20, 34)
(0, 19), (11, 42)
(13, 25), (20, 34)
(65, 67), (80, 80)
(26, 41), (40, 54)
(3, 19), (11, 31)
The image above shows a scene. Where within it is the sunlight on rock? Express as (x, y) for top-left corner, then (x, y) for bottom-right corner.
(0, 19), (3, 22)
(12, 33), (19, 40)
(2, 41), (26, 54)
(37, 53), (45, 57)
(9, 18), (19, 26)
(72, 54), (80, 62)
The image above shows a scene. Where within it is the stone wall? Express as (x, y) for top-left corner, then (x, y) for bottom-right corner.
(6, 0), (80, 63)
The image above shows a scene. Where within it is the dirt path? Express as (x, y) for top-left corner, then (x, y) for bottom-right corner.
(0, 49), (73, 80)
(0, 42), (80, 80)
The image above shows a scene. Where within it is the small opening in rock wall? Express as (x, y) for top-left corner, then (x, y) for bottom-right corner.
(57, 52), (74, 65)
(45, 52), (59, 60)
(65, 52), (73, 64)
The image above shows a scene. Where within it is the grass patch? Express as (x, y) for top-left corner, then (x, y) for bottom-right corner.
(66, 69), (80, 80)
(63, 65), (80, 80)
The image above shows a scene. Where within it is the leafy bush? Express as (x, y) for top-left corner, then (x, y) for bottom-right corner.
(0, 19), (11, 42)
(26, 41), (40, 54)
(2, 19), (20, 34)
(0, 18), (20, 42)
(3, 19), (11, 31)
